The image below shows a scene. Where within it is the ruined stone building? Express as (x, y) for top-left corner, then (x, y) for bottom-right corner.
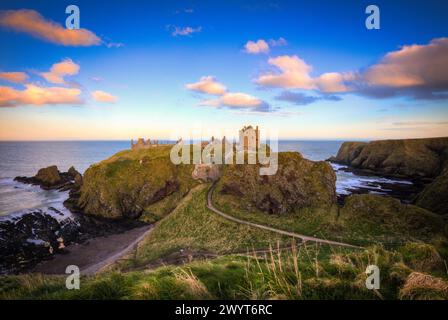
(239, 125), (260, 151)
(131, 138), (159, 150)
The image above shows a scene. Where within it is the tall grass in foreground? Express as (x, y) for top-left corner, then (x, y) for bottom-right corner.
(1, 241), (447, 300)
(237, 240), (448, 300)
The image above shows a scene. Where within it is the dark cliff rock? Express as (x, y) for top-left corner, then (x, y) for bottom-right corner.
(328, 137), (448, 179)
(328, 137), (448, 215)
(0, 210), (80, 274)
(216, 152), (337, 215)
(14, 165), (79, 190)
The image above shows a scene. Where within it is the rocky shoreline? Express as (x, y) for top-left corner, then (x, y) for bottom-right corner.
(328, 137), (448, 214)
(331, 164), (426, 205)
(0, 165), (147, 275)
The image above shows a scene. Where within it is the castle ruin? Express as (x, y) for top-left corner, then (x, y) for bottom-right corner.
(239, 125), (260, 151)
(131, 138), (159, 150)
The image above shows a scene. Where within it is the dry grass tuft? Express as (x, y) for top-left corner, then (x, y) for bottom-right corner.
(175, 268), (212, 299)
(399, 272), (448, 300)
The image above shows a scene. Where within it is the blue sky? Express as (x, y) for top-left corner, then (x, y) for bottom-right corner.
(0, 0), (447, 140)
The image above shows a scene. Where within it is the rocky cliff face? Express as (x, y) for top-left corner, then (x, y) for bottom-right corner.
(329, 137), (448, 215)
(78, 146), (196, 220)
(328, 138), (448, 179)
(216, 152), (337, 214)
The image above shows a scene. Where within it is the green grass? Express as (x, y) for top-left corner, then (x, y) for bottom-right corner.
(214, 188), (447, 247)
(2, 243), (447, 300)
(78, 146), (198, 220)
(113, 184), (291, 271)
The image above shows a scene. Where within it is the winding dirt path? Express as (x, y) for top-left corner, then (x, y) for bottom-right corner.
(33, 224), (153, 275)
(207, 184), (362, 249)
(33, 183), (359, 276)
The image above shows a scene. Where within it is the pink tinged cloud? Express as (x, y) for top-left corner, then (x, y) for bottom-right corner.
(256, 55), (316, 90)
(200, 92), (263, 108)
(244, 39), (270, 54)
(0, 72), (28, 83)
(244, 38), (287, 54)
(91, 90), (118, 103)
(316, 72), (355, 93)
(185, 76), (227, 95)
(364, 37), (448, 88)
(256, 55), (354, 93)
(0, 84), (83, 107)
(256, 37), (448, 95)
(40, 59), (80, 84)
(0, 9), (101, 46)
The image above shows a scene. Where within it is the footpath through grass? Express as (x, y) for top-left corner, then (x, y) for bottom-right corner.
(213, 182), (447, 247)
(113, 184), (291, 271)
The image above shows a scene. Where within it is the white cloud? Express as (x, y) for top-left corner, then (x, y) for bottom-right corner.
(244, 38), (287, 54)
(0, 71), (28, 83)
(256, 55), (351, 93)
(200, 92), (264, 108)
(315, 72), (355, 93)
(257, 38), (448, 100)
(0, 9), (101, 46)
(91, 90), (118, 103)
(0, 84), (83, 107)
(364, 37), (448, 88)
(186, 76), (269, 111)
(244, 39), (270, 54)
(256, 55), (315, 89)
(171, 26), (202, 37)
(40, 59), (80, 84)
(269, 37), (288, 47)
(186, 76), (227, 95)
(106, 42), (124, 48)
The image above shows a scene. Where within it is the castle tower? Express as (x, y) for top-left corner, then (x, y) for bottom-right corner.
(256, 126), (260, 149)
(239, 125), (259, 151)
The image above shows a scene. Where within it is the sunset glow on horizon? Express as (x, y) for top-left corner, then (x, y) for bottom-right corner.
(1, 0), (448, 141)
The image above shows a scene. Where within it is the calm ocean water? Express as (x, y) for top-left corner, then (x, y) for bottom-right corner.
(0, 140), (411, 217)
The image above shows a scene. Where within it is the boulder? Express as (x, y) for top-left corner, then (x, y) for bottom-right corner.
(15, 166), (81, 191)
(192, 164), (222, 182)
(216, 152), (336, 214)
(35, 165), (61, 187)
(67, 166), (81, 180)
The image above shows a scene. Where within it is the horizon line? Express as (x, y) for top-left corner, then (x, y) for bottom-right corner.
(1, 136), (447, 143)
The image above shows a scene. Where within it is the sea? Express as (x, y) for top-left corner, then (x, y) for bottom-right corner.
(0, 140), (413, 218)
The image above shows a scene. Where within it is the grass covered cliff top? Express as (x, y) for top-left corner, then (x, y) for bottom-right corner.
(78, 146), (197, 220)
(329, 137), (448, 179)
